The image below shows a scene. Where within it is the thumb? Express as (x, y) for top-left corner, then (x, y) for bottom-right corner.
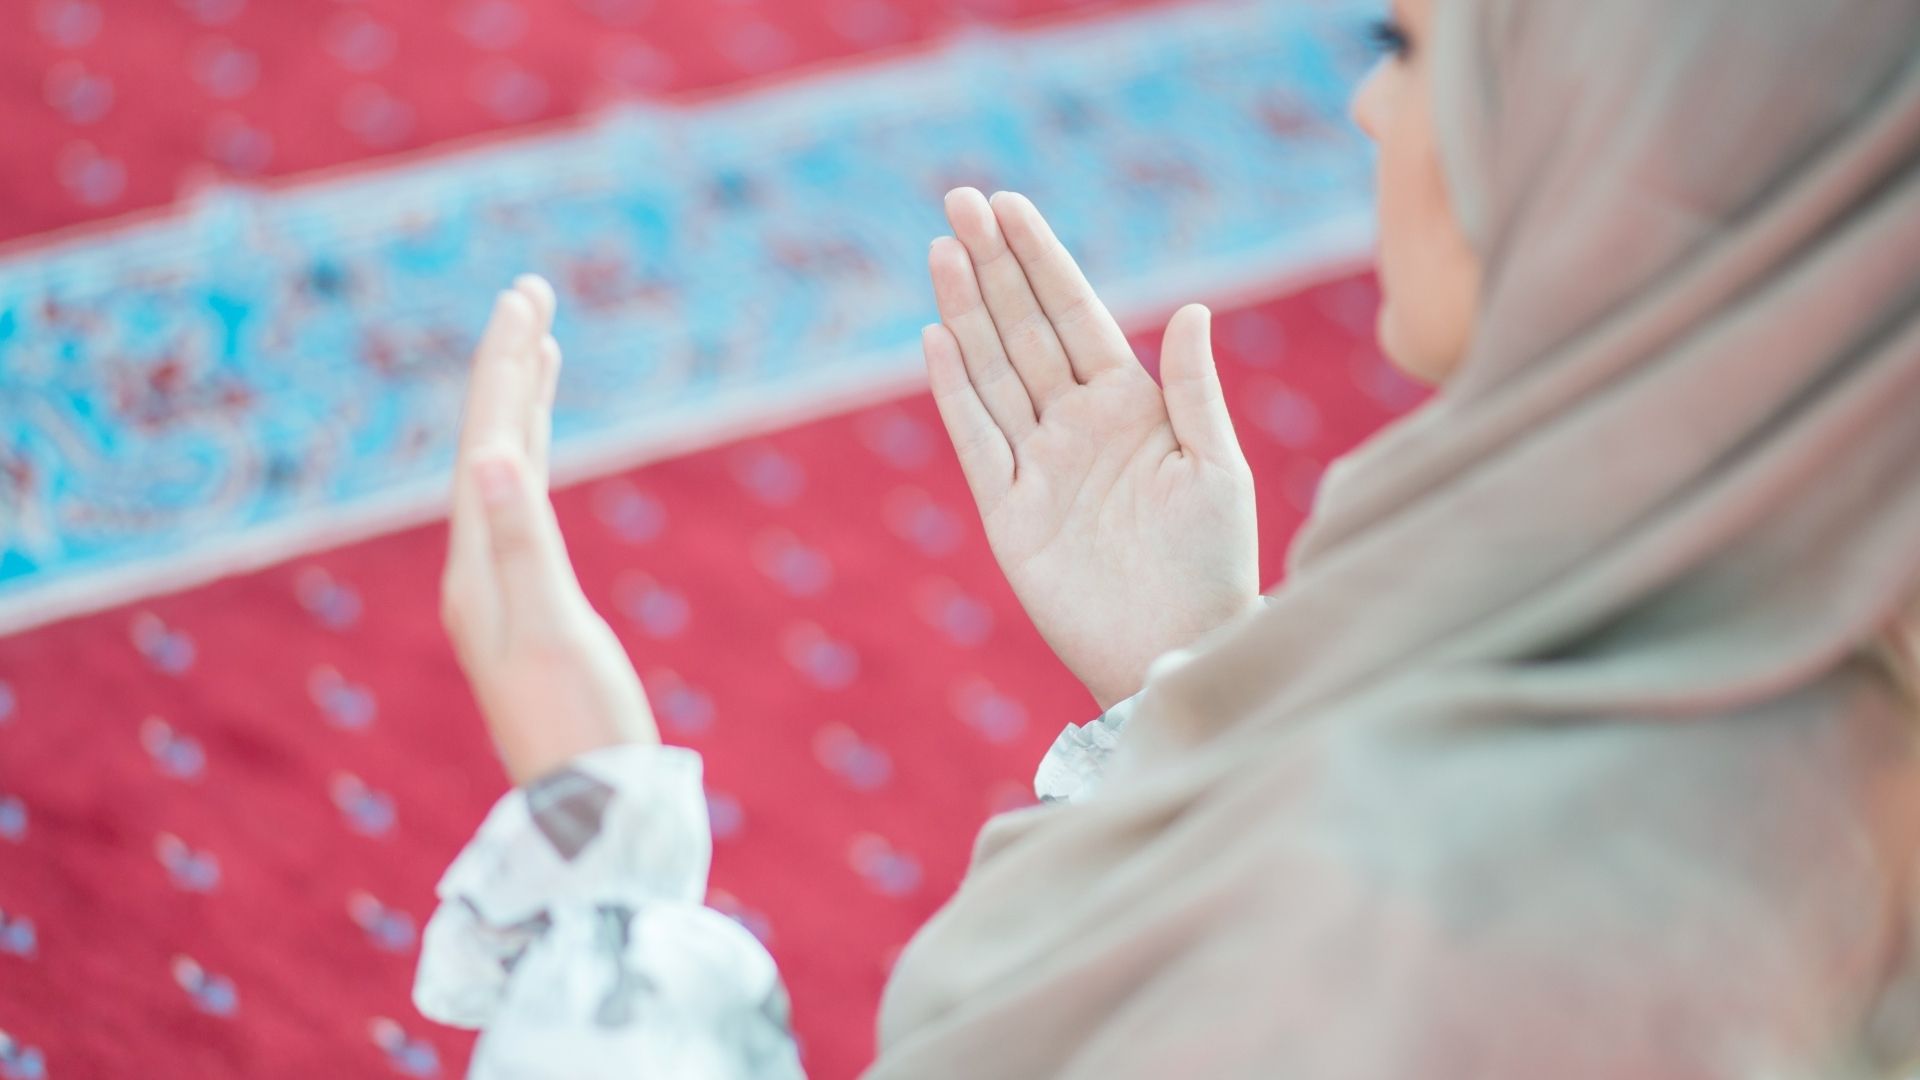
(1159, 304), (1246, 467)
(470, 445), (581, 635)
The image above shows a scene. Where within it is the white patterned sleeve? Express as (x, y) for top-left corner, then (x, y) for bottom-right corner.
(414, 744), (804, 1080)
(1032, 693), (1139, 805)
(1036, 601), (1282, 805)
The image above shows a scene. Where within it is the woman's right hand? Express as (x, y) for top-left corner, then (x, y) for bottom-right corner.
(924, 189), (1261, 712)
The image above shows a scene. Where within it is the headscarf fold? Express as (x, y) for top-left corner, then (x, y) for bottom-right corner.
(870, 1), (1920, 1076)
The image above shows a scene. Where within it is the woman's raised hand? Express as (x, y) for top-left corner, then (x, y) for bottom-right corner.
(441, 276), (657, 785)
(924, 189), (1261, 711)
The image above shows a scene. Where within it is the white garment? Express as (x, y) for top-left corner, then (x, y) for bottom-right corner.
(415, 714), (1123, 1077)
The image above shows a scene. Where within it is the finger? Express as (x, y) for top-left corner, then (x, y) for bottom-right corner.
(458, 289), (542, 460)
(513, 273), (556, 332)
(1159, 304), (1246, 467)
(990, 191), (1133, 381)
(513, 275), (557, 462)
(929, 236), (1038, 442)
(922, 323), (1014, 509)
(470, 444), (581, 638)
(944, 187), (1076, 410)
(450, 289), (539, 586)
(529, 334), (562, 487)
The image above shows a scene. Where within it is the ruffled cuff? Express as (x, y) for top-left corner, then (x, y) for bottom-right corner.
(1033, 693), (1139, 804)
(1036, 602), (1276, 805)
(414, 743), (712, 1029)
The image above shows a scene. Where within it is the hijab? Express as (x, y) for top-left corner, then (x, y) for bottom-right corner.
(869, 1), (1920, 1075)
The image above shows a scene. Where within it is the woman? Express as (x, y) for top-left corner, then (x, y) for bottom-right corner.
(416, 0), (1920, 1075)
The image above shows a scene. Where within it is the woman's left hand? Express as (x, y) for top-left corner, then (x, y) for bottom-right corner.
(440, 275), (658, 785)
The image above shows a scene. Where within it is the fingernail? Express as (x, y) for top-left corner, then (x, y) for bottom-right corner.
(476, 457), (517, 506)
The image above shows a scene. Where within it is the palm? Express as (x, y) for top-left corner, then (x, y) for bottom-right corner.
(925, 190), (1259, 710)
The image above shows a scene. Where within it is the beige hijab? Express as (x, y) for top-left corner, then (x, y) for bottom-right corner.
(869, 1), (1920, 1076)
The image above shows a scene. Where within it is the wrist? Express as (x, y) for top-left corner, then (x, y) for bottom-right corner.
(1084, 592), (1266, 713)
(485, 681), (656, 787)
(496, 722), (629, 788)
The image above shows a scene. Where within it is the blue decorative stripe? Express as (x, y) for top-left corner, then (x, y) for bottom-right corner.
(0, 0), (1376, 610)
